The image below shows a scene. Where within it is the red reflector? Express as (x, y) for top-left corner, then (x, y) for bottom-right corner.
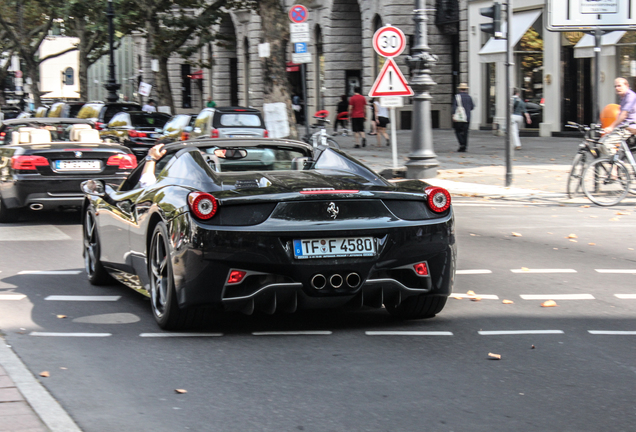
(263, 129), (269, 138)
(299, 190), (359, 195)
(424, 186), (451, 213)
(107, 154), (137, 170)
(129, 130), (148, 138)
(227, 270), (247, 284)
(413, 262), (429, 276)
(11, 155), (49, 170)
(187, 192), (218, 220)
(211, 129), (220, 138)
(233, 109), (247, 112)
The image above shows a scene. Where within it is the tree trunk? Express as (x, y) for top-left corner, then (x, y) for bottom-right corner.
(24, 58), (41, 108)
(157, 56), (174, 113)
(258, 0), (297, 139)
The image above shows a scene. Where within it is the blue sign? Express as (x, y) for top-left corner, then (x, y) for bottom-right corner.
(289, 5), (308, 23)
(294, 42), (308, 54)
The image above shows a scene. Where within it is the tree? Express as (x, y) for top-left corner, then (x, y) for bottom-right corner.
(0, 0), (78, 107)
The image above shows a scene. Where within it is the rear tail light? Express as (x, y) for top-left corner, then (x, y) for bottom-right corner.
(129, 130), (148, 138)
(413, 262), (429, 276)
(227, 270), (247, 284)
(95, 122), (105, 131)
(11, 155), (49, 170)
(210, 129), (220, 138)
(424, 186), (451, 213)
(188, 192), (218, 220)
(107, 154), (138, 170)
(263, 130), (269, 138)
(181, 132), (190, 141)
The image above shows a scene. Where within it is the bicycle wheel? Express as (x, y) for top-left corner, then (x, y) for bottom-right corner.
(582, 158), (630, 206)
(620, 154), (636, 195)
(566, 152), (585, 198)
(326, 138), (340, 149)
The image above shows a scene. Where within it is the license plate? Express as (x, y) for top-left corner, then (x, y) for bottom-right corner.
(55, 160), (101, 171)
(293, 237), (376, 259)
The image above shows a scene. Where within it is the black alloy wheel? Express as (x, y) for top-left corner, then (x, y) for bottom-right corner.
(83, 208), (112, 285)
(385, 295), (448, 320)
(0, 195), (17, 223)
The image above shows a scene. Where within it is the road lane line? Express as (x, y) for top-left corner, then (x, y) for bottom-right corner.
(456, 269), (492, 275)
(479, 330), (564, 335)
(615, 294), (636, 299)
(29, 332), (111, 337)
(520, 294), (595, 300)
(451, 293), (499, 299)
(595, 269), (636, 274)
(140, 333), (223, 337)
(0, 294), (26, 301)
(511, 269), (577, 273)
(588, 330), (636, 335)
(366, 331), (453, 336)
(252, 331), (332, 336)
(18, 270), (82, 275)
(44, 295), (121, 301)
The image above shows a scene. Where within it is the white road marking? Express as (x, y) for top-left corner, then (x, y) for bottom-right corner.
(366, 331), (453, 336)
(29, 332), (111, 337)
(595, 269), (636, 274)
(456, 269), (492, 275)
(252, 331), (332, 336)
(478, 330), (564, 335)
(0, 225), (72, 241)
(588, 330), (636, 335)
(511, 269), (577, 274)
(140, 333), (223, 337)
(18, 270), (82, 275)
(615, 294), (636, 299)
(0, 294), (26, 301)
(44, 295), (121, 301)
(520, 294), (595, 300)
(451, 293), (499, 299)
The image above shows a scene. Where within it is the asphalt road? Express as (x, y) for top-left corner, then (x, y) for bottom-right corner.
(1, 201), (636, 432)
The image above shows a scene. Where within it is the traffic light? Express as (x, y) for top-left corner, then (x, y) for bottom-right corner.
(480, 2), (502, 39)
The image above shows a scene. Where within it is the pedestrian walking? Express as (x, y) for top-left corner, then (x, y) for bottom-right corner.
(451, 83), (474, 152)
(511, 89), (531, 150)
(206, 97), (216, 108)
(373, 98), (390, 147)
(368, 99), (377, 135)
(333, 95), (349, 135)
(292, 93), (304, 124)
(142, 99), (157, 112)
(348, 87), (367, 148)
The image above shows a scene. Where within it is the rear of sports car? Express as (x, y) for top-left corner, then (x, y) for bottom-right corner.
(170, 181), (455, 319)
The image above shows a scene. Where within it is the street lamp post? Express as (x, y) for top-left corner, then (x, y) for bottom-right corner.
(405, 0), (438, 179)
(104, 0), (120, 103)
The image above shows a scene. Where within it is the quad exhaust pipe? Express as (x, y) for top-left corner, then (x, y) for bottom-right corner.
(310, 272), (361, 290)
(29, 203), (44, 211)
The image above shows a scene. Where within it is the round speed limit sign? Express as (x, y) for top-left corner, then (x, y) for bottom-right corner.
(372, 26), (406, 58)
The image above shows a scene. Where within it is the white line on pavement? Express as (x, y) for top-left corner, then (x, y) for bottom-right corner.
(366, 331), (453, 336)
(29, 332), (111, 337)
(456, 269), (492, 275)
(478, 330), (564, 335)
(140, 333), (223, 337)
(595, 269), (636, 274)
(520, 294), (595, 300)
(0, 294), (26, 301)
(451, 293), (499, 299)
(18, 270), (82, 275)
(44, 295), (121, 301)
(588, 330), (636, 335)
(615, 294), (636, 299)
(511, 269), (577, 274)
(252, 331), (332, 336)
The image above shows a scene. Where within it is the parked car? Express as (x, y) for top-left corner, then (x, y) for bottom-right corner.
(156, 113), (198, 144)
(47, 101), (86, 118)
(0, 118), (98, 145)
(81, 137), (455, 329)
(0, 106), (24, 122)
(76, 101), (142, 130)
(99, 111), (170, 160)
(192, 106), (268, 139)
(0, 122), (136, 222)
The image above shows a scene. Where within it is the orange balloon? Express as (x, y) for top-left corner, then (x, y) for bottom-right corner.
(600, 103), (621, 129)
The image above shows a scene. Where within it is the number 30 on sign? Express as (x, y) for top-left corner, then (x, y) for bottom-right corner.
(372, 26), (406, 58)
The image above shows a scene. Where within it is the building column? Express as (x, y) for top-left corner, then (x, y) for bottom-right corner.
(541, 25), (561, 136)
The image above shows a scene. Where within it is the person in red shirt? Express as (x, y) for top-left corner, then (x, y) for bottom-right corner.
(348, 87), (367, 148)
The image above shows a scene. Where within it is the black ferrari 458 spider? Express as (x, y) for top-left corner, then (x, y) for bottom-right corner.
(81, 138), (456, 329)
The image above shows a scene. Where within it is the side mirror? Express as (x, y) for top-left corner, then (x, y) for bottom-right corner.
(81, 179), (105, 197)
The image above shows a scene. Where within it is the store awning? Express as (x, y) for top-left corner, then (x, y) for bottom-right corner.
(478, 9), (542, 63)
(574, 31), (626, 58)
(286, 62), (300, 72)
(188, 70), (204, 80)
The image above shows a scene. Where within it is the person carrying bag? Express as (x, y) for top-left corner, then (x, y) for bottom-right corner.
(452, 83), (473, 152)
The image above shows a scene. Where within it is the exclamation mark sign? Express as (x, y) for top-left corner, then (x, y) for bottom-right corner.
(389, 70), (393, 90)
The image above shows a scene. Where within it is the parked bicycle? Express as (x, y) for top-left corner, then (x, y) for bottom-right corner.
(301, 110), (340, 149)
(565, 121), (603, 198)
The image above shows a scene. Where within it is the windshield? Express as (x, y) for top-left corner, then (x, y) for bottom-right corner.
(312, 147), (389, 186)
(201, 145), (307, 172)
(218, 114), (262, 128)
(130, 113), (169, 129)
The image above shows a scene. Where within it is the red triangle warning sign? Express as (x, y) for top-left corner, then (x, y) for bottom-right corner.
(368, 58), (413, 97)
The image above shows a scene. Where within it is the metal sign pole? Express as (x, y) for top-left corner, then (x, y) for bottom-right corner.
(594, 27), (602, 123)
(505, 0), (513, 187)
(301, 63), (309, 138)
(390, 107), (398, 169)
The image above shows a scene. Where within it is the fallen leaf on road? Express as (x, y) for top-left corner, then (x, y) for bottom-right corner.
(566, 234), (578, 239)
(175, 389), (187, 394)
(550, 158), (556, 161)
(56, 315), (66, 319)
(547, 232), (553, 234)
(60, 367), (67, 370)
(466, 290), (476, 296)
(39, 371), (50, 377)
(590, 215), (598, 218)
(488, 353), (502, 360)
(454, 296), (463, 300)
(581, 205), (590, 208)
(470, 297), (482, 302)
(617, 212), (630, 215)
(588, 243), (596, 246)
(512, 232), (522, 237)
(610, 218), (619, 221)
(629, 248), (634, 251)
(502, 299), (514, 304)
(570, 239), (578, 242)
(531, 345), (535, 349)
(541, 300), (558, 307)
(470, 233), (477, 236)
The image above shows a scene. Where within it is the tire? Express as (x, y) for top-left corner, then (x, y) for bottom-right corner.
(149, 222), (201, 330)
(582, 158), (630, 206)
(83, 208), (113, 285)
(620, 155), (636, 195)
(566, 153), (585, 198)
(385, 295), (447, 320)
(326, 138), (340, 149)
(0, 196), (16, 223)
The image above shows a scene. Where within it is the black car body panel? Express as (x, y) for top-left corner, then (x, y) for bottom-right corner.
(101, 111), (171, 160)
(85, 138), (456, 324)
